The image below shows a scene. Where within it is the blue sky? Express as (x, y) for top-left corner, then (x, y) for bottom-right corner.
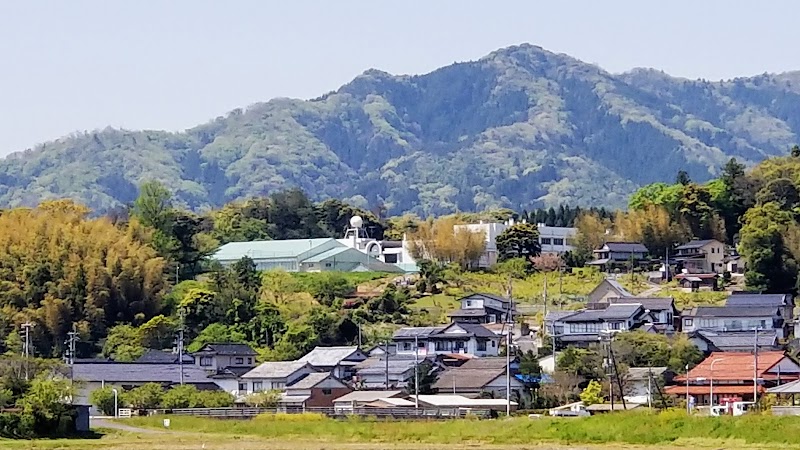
(1, 0), (798, 155)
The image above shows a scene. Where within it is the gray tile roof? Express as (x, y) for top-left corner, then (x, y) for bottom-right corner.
(71, 362), (214, 384)
(460, 293), (511, 304)
(392, 327), (444, 340)
(605, 280), (634, 297)
(604, 297), (676, 312)
(686, 306), (781, 318)
(298, 346), (364, 367)
(287, 372), (342, 389)
(333, 390), (403, 403)
(459, 357), (513, 370)
(626, 367), (668, 381)
(433, 323), (497, 339)
(355, 358), (417, 376)
(603, 242), (649, 253)
(726, 294), (793, 308)
(136, 349), (195, 364)
(433, 367), (505, 391)
(695, 330), (778, 348)
(242, 361), (311, 379)
(562, 304), (642, 322)
(545, 311), (579, 322)
(194, 343), (258, 356)
(675, 239), (718, 250)
(448, 308), (488, 317)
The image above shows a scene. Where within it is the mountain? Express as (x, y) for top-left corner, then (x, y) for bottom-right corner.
(2, 44), (800, 216)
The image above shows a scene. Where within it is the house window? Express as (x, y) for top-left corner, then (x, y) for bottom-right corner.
(200, 357), (213, 367)
(435, 341), (449, 352)
(252, 381), (263, 392)
(541, 238), (552, 245)
(553, 238), (564, 246)
(235, 357), (244, 365)
(466, 300), (473, 307)
(322, 388), (332, 395)
(238, 382), (247, 392)
(401, 342), (413, 352)
(272, 382), (285, 390)
(477, 340), (487, 352)
(610, 322), (621, 330)
(384, 253), (398, 264)
(325, 263), (332, 267)
(417, 341), (426, 348)
(247, 358), (253, 365)
(491, 341), (496, 348)
(684, 319), (693, 327)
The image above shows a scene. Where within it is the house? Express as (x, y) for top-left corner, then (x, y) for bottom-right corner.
(193, 343), (257, 372)
(411, 394), (518, 411)
(447, 293), (514, 324)
(353, 356), (420, 389)
(433, 361), (524, 398)
(212, 238), (402, 273)
(674, 273), (719, 291)
(588, 242), (649, 269)
(136, 349), (195, 364)
(586, 279), (633, 304)
(332, 390), (404, 412)
(680, 305), (786, 339)
(298, 346), (368, 380)
(589, 297), (678, 330)
(392, 323), (501, 357)
(674, 239), (725, 274)
(280, 372), (352, 408)
(665, 351), (800, 404)
(689, 330), (781, 354)
(69, 362), (219, 414)
(726, 293), (795, 326)
(240, 361), (315, 394)
(624, 367), (673, 405)
(549, 303), (652, 347)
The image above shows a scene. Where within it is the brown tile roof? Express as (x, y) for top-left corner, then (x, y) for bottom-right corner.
(433, 367), (505, 391)
(676, 351), (787, 382)
(664, 385), (766, 396)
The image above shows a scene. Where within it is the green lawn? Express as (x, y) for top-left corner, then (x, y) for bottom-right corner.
(103, 412), (800, 449)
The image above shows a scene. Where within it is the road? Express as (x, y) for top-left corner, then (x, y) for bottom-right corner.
(91, 417), (168, 434)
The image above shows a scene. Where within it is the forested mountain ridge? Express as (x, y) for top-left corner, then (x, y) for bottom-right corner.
(2, 44), (799, 215)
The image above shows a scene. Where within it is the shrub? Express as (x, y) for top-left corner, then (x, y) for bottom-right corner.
(126, 383), (164, 410)
(161, 385), (199, 409)
(89, 387), (122, 416)
(0, 412), (35, 439)
(244, 390), (281, 407)
(253, 412), (327, 422)
(579, 380), (603, 406)
(194, 390), (234, 408)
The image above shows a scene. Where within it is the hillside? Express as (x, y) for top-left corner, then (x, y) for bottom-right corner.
(1, 44), (799, 215)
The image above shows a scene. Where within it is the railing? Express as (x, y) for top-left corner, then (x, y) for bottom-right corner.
(153, 406), (490, 420)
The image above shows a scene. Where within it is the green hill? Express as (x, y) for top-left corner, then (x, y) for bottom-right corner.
(1, 44), (799, 215)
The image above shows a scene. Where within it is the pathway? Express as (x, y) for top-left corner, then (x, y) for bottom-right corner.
(91, 417), (168, 434)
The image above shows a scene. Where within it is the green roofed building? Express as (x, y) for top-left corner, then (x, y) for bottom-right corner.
(212, 238), (404, 273)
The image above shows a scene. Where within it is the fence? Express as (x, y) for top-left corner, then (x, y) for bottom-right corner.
(152, 406), (490, 420)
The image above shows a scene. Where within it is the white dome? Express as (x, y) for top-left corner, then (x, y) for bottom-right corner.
(350, 216), (364, 228)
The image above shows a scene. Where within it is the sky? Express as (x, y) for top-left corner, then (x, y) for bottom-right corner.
(1, 0), (799, 156)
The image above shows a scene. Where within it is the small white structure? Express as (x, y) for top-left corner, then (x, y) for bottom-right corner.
(337, 216), (416, 268)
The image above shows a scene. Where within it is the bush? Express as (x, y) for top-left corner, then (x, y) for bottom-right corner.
(126, 383), (164, 410)
(244, 390), (281, 407)
(253, 412), (327, 422)
(161, 385), (199, 409)
(89, 386), (122, 416)
(0, 412), (35, 438)
(194, 390), (234, 408)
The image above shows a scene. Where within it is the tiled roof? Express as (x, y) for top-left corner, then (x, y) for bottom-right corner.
(603, 242), (649, 253)
(287, 372), (343, 389)
(298, 346), (363, 367)
(676, 351), (786, 382)
(460, 293), (511, 304)
(448, 308), (488, 317)
(726, 294), (793, 308)
(195, 343), (258, 356)
(355, 358), (417, 376)
(333, 390), (403, 403)
(242, 361), (310, 379)
(137, 349), (194, 364)
(665, 385), (766, 396)
(561, 304), (642, 322)
(685, 306), (780, 318)
(626, 367), (668, 381)
(675, 239), (718, 250)
(604, 297), (676, 311)
(71, 362), (214, 384)
(545, 311), (579, 322)
(393, 327), (444, 340)
(694, 331), (778, 348)
(605, 280), (634, 297)
(433, 367), (505, 391)
(459, 357), (513, 370)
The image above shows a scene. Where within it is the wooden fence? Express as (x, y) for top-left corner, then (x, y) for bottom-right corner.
(150, 406), (490, 420)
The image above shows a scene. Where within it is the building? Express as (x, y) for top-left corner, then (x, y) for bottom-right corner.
(665, 351), (800, 404)
(281, 372), (352, 408)
(674, 273), (719, 291)
(433, 361), (524, 398)
(538, 224), (577, 254)
(353, 356), (420, 389)
(624, 367), (673, 405)
(586, 279), (633, 303)
(726, 293), (795, 326)
(548, 303), (652, 347)
(338, 216), (416, 268)
(70, 362), (219, 414)
(680, 305), (786, 339)
(410, 394), (518, 411)
(588, 297), (678, 332)
(297, 346), (368, 380)
(447, 293), (514, 324)
(674, 239), (725, 274)
(453, 222), (505, 268)
(689, 330), (781, 354)
(392, 323), (501, 357)
(588, 242), (649, 269)
(332, 390), (404, 412)
(191, 343), (259, 393)
(212, 238), (403, 273)
(240, 361), (315, 394)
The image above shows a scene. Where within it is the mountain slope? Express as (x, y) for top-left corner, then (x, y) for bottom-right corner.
(1, 44), (799, 215)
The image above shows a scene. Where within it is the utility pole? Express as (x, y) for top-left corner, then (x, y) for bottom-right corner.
(21, 322), (34, 381)
(385, 341), (390, 390)
(177, 309), (185, 385)
(175, 263), (180, 285)
(66, 326), (78, 366)
(414, 334), (419, 409)
(506, 275), (513, 417)
(754, 327), (759, 403)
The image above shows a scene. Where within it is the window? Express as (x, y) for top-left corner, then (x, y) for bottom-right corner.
(238, 382), (247, 392)
(541, 238), (552, 245)
(491, 341), (496, 348)
(200, 356), (213, 367)
(272, 382), (285, 390)
(325, 263), (332, 267)
(384, 253), (398, 263)
(610, 322), (621, 330)
(477, 340), (487, 352)
(322, 388), (332, 396)
(699, 319), (715, 328)
(553, 238), (564, 246)
(247, 358), (253, 365)
(252, 381), (263, 392)
(466, 300), (473, 307)
(417, 340), (425, 348)
(684, 319), (693, 327)
(435, 341), (449, 352)
(235, 357), (244, 365)
(401, 342), (413, 352)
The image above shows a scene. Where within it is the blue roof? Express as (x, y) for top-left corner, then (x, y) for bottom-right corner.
(213, 238), (335, 261)
(301, 246), (351, 263)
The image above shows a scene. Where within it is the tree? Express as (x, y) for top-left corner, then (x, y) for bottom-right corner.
(102, 325), (143, 362)
(132, 180), (174, 232)
(194, 390), (234, 408)
(676, 170), (691, 186)
(405, 361), (439, 395)
(260, 270), (301, 305)
(579, 379), (603, 406)
(126, 383), (164, 410)
(139, 315), (177, 350)
(161, 385), (200, 409)
(739, 203), (798, 292)
(17, 375), (74, 419)
(407, 217), (486, 268)
(519, 350), (543, 377)
(307, 273), (353, 306)
(791, 145), (800, 158)
(179, 288), (225, 338)
(244, 390), (281, 407)
(557, 347), (604, 379)
(495, 223), (541, 262)
(530, 253), (563, 272)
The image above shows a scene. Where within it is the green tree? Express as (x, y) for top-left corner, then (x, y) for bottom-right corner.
(139, 315), (177, 350)
(126, 383), (164, 410)
(102, 325), (143, 362)
(791, 145), (800, 158)
(307, 273), (353, 307)
(260, 270), (301, 305)
(675, 170), (691, 186)
(739, 202), (798, 292)
(557, 347), (604, 379)
(405, 361), (439, 395)
(179, 288), (225, 338)
(17, 375), (74, 419)
(519, 350), (543, 377)
(194, 390), (235, 408)
(132, 180), (174, 232)
(496, 223), (541, 262)
(243, 390), (281, 407)
(579, 379), (603, 406)
(161, 385), (199, 409)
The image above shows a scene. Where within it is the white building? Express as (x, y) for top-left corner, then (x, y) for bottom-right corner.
(240, 361), (315, 394)
(392, 323), (501, 358)
(337, 216), (416, 270)
(538, 223), (577, 254)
